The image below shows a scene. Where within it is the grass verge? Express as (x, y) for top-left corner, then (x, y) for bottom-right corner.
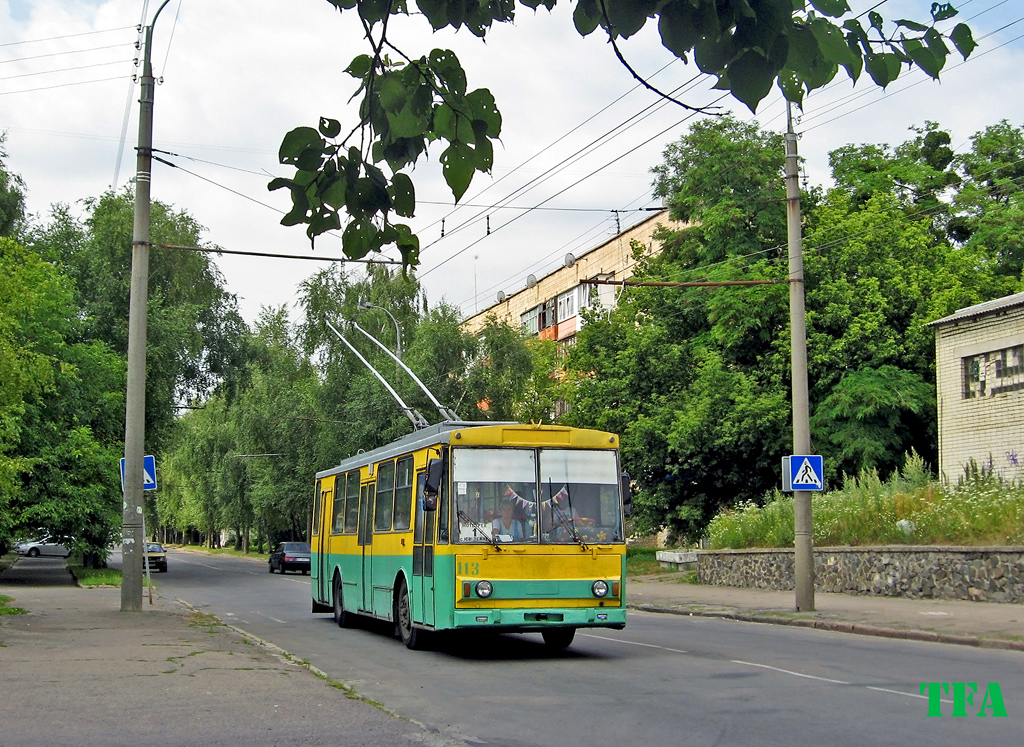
(69, 564), (122, 587)
(0, 593), (28, 615)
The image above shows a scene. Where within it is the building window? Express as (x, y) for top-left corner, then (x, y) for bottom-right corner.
(521, 306), (540, 335)
(540, 299), (556, 330)
(963, 344), (1024, 398)
(557, 289), (575, 321)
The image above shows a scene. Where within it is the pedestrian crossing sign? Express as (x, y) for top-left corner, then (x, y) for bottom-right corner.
(782, 455), (824, 491)
(120, 455), (157, 491)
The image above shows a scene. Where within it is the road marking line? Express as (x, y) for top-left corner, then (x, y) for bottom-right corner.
(578, 633), (687, 654)
(732, 659), (849, 684)
(732, 662), (956, 705)
(866, 686), (953, 704)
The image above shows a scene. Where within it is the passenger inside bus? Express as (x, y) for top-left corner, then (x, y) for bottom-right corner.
(394, 500), (411, 531)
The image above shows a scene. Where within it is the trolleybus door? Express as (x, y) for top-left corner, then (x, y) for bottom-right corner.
(315, 483), (333, 604)
(411, 472), (435, 626)
(358, 482), (373, 612)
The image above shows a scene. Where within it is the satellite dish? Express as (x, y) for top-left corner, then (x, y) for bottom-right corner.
(564, 253), (576, 268)
(526, 274), (537, 288)
(496, 291), (506, 303)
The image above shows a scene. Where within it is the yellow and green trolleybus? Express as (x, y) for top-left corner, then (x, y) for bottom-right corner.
(309, 420), (631, 650)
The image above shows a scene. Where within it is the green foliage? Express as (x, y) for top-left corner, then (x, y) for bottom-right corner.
(0, 238), (125, 562)
(271, 47), (500, 259)
(566, 115), (1024, 542)
(464, 317), (563, 422)
(29, 189), (248, 454)
(277, 1), (973, 264)
(708, 453), (1024, 548)
(69, 565), (122, 588)
(0, 135), (26, 238)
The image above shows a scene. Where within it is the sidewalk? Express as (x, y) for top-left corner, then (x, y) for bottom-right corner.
(0, 557), (457, 747)
(628, 571), (1024, 651)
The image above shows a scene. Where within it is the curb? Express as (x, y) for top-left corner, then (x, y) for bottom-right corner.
(628, 603), (1024, 652)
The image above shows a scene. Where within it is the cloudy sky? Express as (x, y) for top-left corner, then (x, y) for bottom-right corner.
(2, 0), (1023, 326)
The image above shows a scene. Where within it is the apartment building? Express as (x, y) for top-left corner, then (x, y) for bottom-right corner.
(928, 292), (1024, 483)
(461, 210), (681, 347)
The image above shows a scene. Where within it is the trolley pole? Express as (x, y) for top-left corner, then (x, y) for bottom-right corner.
(786, 102), (815, 612)
(121, 0), (171, 612)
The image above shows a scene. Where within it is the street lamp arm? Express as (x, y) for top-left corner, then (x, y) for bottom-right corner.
(357, 301), (402, 361)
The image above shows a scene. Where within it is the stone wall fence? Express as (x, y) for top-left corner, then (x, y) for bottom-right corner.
(656, 546), (1024, 603)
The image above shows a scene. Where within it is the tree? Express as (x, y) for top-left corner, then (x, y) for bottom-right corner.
(0, 238), (125, 563)
(271, 1), (975, 261)
(29, 190), (248, 453)
(0, 135), (26, 239)
(951, 120), (1024, 278)
(563, 114), (1020, 541)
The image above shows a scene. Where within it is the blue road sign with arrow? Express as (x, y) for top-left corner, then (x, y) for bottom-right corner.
(782, 455), (824, 492)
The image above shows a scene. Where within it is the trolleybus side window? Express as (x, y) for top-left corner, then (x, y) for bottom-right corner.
(394, 456), (414, 531)
(312, 479), (322, 536)
(358, 483), (372, 545)
(331, 480), (346, 534)
(437, 452), (450, 544)
(344, 471), (360, 533)
(413, 472), (425, 544)
(375, 460), (396, 531)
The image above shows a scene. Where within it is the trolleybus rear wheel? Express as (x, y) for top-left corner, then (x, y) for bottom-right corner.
(396, 579), (423, 650)
(333, 575), (352, 628)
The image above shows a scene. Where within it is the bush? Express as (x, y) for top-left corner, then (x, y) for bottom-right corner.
(706, 453), (1024, 549)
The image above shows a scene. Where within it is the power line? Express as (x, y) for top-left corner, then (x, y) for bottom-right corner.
(0, 25), (135, 49)
(0, 58), (131, 82)
(0, 42), (128, 65)
(0, 75), (127, 96)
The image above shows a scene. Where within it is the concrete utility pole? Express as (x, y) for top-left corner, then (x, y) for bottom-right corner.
(122, 0), (171, 613)
(786, 102), (815, 612)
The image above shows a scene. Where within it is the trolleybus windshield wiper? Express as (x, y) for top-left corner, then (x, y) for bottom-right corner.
(456, 508), (502, 550)
(549, 481), (588, 551)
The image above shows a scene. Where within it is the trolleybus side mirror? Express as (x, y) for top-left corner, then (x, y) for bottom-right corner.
(621, 471), (633, 518)
(423, 458), (443, 511)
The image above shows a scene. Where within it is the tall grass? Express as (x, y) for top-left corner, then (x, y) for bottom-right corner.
(707, 453), (1024, 549)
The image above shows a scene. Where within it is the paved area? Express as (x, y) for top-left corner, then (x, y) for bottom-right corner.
(0, 557), (458, 747)
(628, 571), (1024, 651)
(2, 556), (1022, 745)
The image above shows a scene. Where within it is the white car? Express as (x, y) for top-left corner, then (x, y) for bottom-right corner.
(15, 537), (71, 558)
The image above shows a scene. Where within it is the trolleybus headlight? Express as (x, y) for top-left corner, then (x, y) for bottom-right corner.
(475, 580), (493, 598)
(592, 580), (610, 598)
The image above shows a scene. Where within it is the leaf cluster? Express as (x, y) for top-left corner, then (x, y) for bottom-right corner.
(271, 43), (500, 262)
(274, 1), (974, 265)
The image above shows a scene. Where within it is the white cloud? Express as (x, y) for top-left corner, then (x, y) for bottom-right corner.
(2, 0), (1022, 324)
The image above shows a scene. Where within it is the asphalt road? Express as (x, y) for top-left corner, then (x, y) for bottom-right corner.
(121, 548), (1024, 746)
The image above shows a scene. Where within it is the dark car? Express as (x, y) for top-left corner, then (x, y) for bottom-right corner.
(143, 542), (168, 572)
(269, 542), (311, 574)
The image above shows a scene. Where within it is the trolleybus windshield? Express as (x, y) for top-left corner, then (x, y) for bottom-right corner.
(452, 447), (623, 545)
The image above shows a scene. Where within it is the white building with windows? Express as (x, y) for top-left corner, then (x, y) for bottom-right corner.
(461, 210), (683, 349)
(928, 292), (1024, 483)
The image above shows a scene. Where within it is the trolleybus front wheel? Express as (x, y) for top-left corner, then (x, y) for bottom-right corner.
(541, 628), (576, 651)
